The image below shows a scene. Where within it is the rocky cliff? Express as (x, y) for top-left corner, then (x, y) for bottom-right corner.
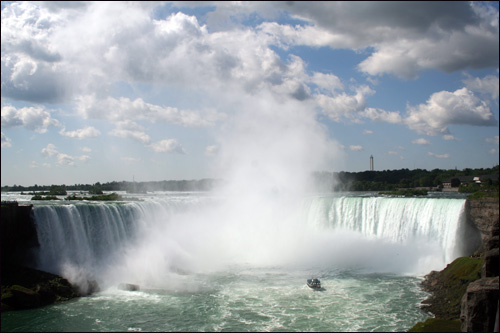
(1, 201), (80, 312)
(417, 197), (499, 332)
(1, 201), (39, 267)
(460, 197), (499, 332)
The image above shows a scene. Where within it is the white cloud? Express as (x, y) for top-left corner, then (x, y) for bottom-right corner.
(41, 143), (89, 166)
(363, 130), (373, 135)
(309, 72), (344, 94)
(109, 128), (151, 145)
(316, 85), (375, 122)
(149, 139), (186, 154)
(486, 135), (499, 145)
(463, 74), (499, 100)
(268, 2), (499, 79)
(412, 138), (431, 145)
(362, 107), (402, 124)
(77, 95), (225, 127)
(205, 145), (219, 156)
(428, 152), (450, 159)
(108, 120), (151, 144)
(442, 135), (460, 141)
(41, 143), (58, 157)
(349, 145), (364, 151)
(405, 88), (496, 136)
(59, 126), (100, 139)
(1, 132), (12, 148)
(1, 104), (60, 133)
(81, 147), (91, 153)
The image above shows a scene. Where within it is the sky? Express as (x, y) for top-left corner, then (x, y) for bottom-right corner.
(1, 1), (499, 187)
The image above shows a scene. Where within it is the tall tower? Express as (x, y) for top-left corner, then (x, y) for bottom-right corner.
(370, 155), (374, 171)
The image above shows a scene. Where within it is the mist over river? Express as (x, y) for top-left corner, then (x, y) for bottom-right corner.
(1, 190), (476, 332)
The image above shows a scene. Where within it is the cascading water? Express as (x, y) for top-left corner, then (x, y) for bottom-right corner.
(4, 191), (481, 332)
(31, 193), (477, 293)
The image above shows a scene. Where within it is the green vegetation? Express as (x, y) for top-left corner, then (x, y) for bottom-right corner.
(314, 165), (498, 192)
(409, 256), (483, 332)
(2, 179), (220, 193)
(407, 318), (461, 332)
(66, 193), (123, 201)
(420, 256), (483, 320)
(467, 191), (499, 200)
(378, 189), (428, 197)
(31, 195), (60, 201)
(2, 165), (497, 194)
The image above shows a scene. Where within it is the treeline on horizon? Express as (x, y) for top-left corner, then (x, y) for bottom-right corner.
(1, 165), (499, 193)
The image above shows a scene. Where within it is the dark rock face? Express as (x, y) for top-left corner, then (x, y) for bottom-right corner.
(1, 203), (80, 312)
(482, 248), (499, 278)
(419, 197), (499, 332)
(118, 283), (140, 291)
(465, 197), (499, 252)
(1, 265), (79, 312)
(460, 276), (499, 333)
(1, 202), (39, 267)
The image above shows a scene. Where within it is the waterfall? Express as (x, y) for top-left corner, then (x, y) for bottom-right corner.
(304, 196), (469, 264)
(31, 194), (477, 290)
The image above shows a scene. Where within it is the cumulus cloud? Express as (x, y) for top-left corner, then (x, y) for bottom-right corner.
(59, 126), (100, 139)
(486, 135), (499, 146)
(41, 143), (90, 166)
(1, 104), (60, 133)
(362, 107), (402, 124)
(442, 135), (460, 141)
(76, 95), (226, 127)
(349, 145), (364, 151)
(1, 132), (12, 148)
(265, 2), (499, 79)
(149, 139), (186, 154)
(412, 138), (431, 145)
(405, 88), (496, 136)
(463, 74), (499, 100)
(108, 120), (151, 144)
(428, 152), (450, 159)
(316, 85), (375, 122)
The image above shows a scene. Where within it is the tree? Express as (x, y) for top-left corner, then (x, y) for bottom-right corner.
(450, 178), (461, 188)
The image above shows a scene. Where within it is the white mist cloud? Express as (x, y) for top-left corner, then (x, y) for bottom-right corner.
(213, 92), (341, 195)
(349, 145), (364, 152)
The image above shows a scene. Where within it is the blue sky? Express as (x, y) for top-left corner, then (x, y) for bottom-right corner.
(1, 1), (499, 187)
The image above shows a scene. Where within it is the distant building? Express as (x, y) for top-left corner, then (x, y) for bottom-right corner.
(442, 174), (499, 190)
(370, 155), (374, 171)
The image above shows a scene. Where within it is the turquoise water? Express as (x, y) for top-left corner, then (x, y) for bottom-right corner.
(1, 268), (430, 332)
(1, 191), (473, 332)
